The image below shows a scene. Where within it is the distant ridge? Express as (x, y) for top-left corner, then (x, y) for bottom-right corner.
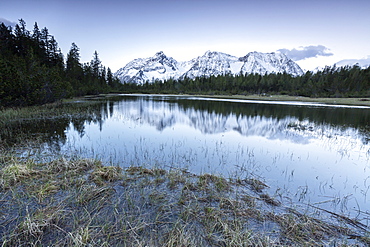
(115, 51), (304, 84)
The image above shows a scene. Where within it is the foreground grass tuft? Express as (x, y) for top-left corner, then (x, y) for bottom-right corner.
(0, 154), (368, 246)
(90, 166), (123, 185)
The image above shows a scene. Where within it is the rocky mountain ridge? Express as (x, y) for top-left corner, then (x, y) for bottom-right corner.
(115, 51), (304, 84)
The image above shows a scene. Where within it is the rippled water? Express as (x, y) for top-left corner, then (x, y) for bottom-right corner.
(12, 94), (370, 219)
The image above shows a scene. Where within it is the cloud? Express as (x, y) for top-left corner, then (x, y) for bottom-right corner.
(278, 45), (333, 61)
(0, 17), (16, 27)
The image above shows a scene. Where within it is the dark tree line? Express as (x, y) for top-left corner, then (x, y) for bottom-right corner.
(122, 65), (370, 98)
(0, 19), (121, 107)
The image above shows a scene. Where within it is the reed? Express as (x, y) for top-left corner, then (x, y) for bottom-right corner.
(0, 152), (368, 246)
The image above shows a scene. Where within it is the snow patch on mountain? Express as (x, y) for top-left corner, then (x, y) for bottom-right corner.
(115, 50), (304, 84)
(239, 52), (303, 75)
(335, 56), (370, 69)
(115, 51), (181, 84)
(181, 51), (240, 79)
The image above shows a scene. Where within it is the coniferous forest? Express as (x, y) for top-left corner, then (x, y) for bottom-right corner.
(1, 19), (370, 107)
(123, 65), (370, 98)
(0, 19), (121, 107)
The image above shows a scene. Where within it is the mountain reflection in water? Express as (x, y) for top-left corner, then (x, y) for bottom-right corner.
(112, 95), (369, 145)
(71, 95), (365, 220)
(6, 95), (369, 220)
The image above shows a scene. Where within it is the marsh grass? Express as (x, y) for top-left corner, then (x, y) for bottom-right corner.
(0, 98), (106, 148)
(197, 94), (370, 107)
(0, 99), (88, 123)
(0, 152), (369, 246)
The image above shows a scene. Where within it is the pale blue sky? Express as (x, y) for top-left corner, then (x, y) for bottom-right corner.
(1, 0), (370, 71)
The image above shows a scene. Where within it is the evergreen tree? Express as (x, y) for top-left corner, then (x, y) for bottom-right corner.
(66, 42), (81, 75)
(14, 19), (29, 38)
(32, 22), (41, 43)
(40, 27), (49, 55)
(0, 19), (118, 106)
(101, 66), (107, 86)
(13, 19), (30, 56)
(0, 22), (14, 57)
(107, 67), (114, 87)
(91, 50), (101, 78)
(66, 42), (84, 94)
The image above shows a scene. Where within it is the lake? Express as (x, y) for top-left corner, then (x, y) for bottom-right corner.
(11, 94), (370, 221)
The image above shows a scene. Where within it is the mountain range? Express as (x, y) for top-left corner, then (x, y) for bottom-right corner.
(114, 51), (304, 84)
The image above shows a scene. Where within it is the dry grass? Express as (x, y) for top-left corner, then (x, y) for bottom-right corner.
(0, 154), (368, 246)
(90, 166), (123, 185)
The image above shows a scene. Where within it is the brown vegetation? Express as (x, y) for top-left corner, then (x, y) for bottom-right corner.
(0, 153), (368, 246)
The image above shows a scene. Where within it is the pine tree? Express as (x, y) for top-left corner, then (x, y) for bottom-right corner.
(48, 35), (64, 68)
(101, 66), (107, 86)
(66, 42), (81, 75)
(107, 67), (114, 87)
(14, 19), (30, 56)
(14, 19), (29, 38)
(0, 18), (120, 106)
(0, 22), (14, 57)
(91, 50), (101, 78)
(32, 22), (41, 43)
(40, 27), (49, 55)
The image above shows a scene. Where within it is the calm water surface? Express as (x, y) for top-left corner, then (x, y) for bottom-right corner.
(25, 95), (370, 219)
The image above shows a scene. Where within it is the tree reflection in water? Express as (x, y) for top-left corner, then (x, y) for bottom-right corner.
(3, 95), (370, 220)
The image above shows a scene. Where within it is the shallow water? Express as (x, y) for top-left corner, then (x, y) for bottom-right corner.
(10, 94), (370, 220)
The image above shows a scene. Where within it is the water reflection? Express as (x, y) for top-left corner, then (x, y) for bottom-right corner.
(3, 95), (370, 220)
(79, 95), (367, 219)
(1, 100), (112, 150)
(112, 95), (369, 146)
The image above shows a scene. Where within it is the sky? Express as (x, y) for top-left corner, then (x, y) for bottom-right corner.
(1, 0), (370, 72)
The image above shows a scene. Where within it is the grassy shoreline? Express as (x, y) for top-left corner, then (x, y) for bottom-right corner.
(0, 153), (369, 246)
(82, 93), (370, 107)
(190, 94), (370, 107)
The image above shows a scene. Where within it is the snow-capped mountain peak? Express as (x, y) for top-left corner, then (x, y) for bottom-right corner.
(182, 51), (239, 79)
(154, 51), (165, 57)
(115, 50), (304, 84)
(114, 51), (181, 84)
(239, 51), (303, 75)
